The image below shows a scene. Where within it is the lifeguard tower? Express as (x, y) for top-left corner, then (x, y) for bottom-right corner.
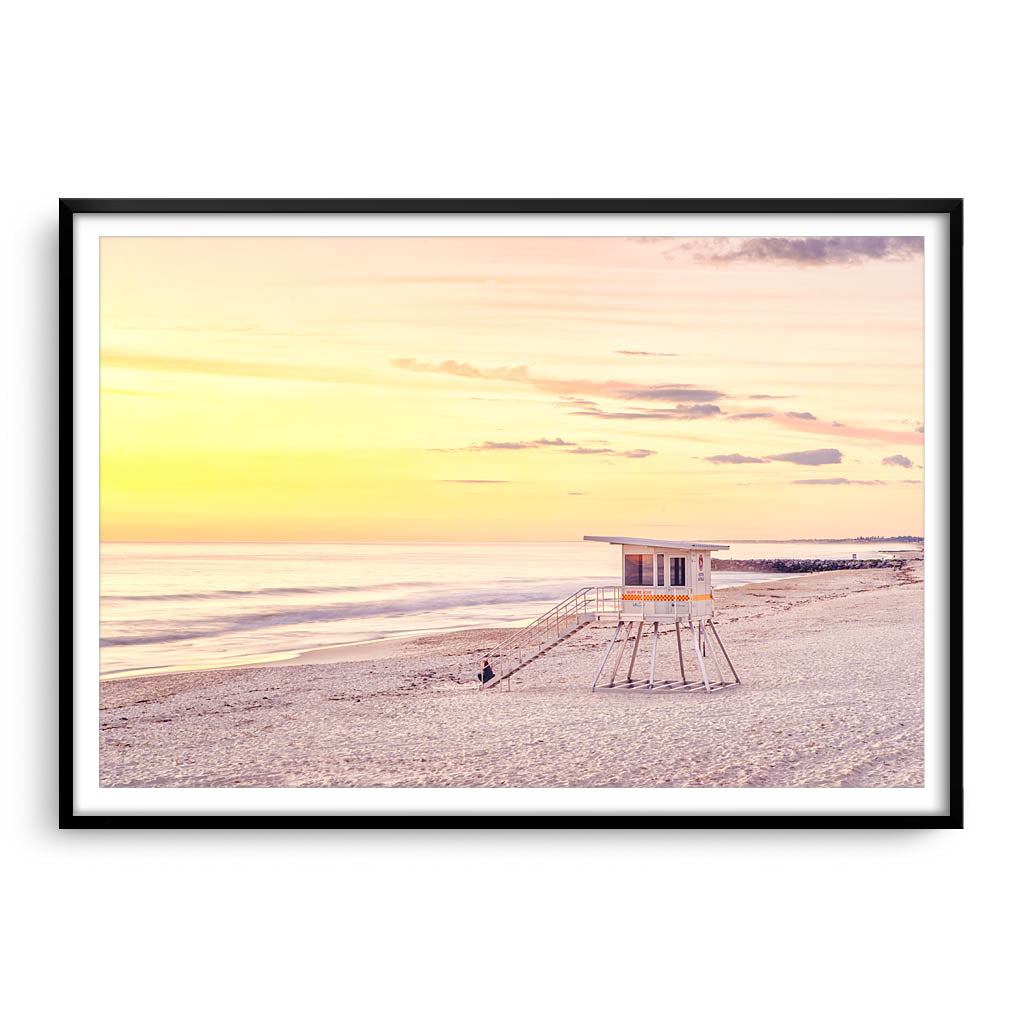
(479, 536), (741, 694)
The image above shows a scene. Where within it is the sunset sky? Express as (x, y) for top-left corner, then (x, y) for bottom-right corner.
(100, 235), (924, 541)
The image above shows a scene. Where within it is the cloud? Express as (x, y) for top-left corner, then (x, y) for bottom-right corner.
(567, 491), (584, 495)
(455, 437), (654, 458)
(471, 437), (574, 451)
(571, 409), (668, 420)
(771, 413), (925, 447)
(442, 479), (509, 484)
(393, 357), (528, 383)
(561, 445), (657, 457)
(786, 411), (817, 420)
(677, 236), (924, 266)
(792, 478), (886, 486)
(767, 448), (843, 466)
(565, 446), (657, 456)
(669, 403), (723, 420)
(915, 425), (924, 433)
(573, 402), (722, 421)
(704, 447), (842, 467)
(882, 454), (913, 469)
(392, 357), (724, 410)
(729, 412), (773, 420)
(618, 386), (725, 403)
(831, 421), (845, 427)
(749, 394), (794, 400)
(902, 479), (923, 484)
(616, 350), (678, 357)
(705, 453), (767, 464)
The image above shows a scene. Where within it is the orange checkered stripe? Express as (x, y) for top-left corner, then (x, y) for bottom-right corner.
(622, 592), (712, 602)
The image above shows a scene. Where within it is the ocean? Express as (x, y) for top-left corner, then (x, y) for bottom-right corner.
(99, 540), (917, 678)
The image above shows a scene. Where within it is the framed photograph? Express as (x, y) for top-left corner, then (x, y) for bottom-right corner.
(63, 198), (962, 827)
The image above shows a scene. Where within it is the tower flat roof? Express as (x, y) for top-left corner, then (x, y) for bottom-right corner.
(583, 535), (730, 551)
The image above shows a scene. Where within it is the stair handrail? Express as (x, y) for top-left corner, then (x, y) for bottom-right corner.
(479, 585), (628, 685)
(483, 586), (593, 665)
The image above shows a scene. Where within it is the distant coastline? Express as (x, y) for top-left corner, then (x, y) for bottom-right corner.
(717, 535), (923, 544)
(712, 556), (917, 573)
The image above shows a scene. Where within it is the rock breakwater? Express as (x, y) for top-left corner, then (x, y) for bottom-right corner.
(711, 557), (904, 573)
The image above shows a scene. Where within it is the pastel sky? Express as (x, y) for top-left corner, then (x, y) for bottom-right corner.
(100, 235), (923, 541)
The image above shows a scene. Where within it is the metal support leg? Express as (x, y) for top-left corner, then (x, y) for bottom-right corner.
(647, 622), (659, 687)
(705, 622), (726, 685)
(707, 620), (741, 684)
(626, 623), (643, 682)
(690, 621), (711, 693)
(608, 621), (633, 686)
(590, 622), (622, 690)
(674, 621), (687, 683)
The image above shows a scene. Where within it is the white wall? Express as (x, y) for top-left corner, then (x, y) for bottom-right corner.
(3, 3), (1014, 1023)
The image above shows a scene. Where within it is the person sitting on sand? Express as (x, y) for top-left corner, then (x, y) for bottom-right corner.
(477, 659), (495, 685)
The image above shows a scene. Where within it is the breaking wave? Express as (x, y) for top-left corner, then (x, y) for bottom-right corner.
(101, 581), (612, 647)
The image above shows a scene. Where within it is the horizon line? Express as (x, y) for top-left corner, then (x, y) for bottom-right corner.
(99, 534), (924, 545)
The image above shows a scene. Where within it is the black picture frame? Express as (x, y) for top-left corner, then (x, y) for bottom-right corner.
(61, 198), (963, 829)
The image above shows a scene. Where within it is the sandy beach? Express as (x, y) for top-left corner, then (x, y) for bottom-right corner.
(99, 561), (923, 788)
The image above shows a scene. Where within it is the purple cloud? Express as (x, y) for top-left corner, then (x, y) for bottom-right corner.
(792, 478), (886, 486)
(673, 403), (723, 419)
(572, 402), (722, 421)
(768, 448), (842, 466)
(679, 236), (924, 266)
(786, 411), (817, 421)
(456, 437), (653, 458)
(618, 386), (725, 403)
(882, 454), (913, 469)
(705, 453), (767, 464)
(468, 437), (575, 451)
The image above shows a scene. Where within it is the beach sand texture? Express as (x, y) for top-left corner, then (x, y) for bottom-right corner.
(99, 562), (924, 788)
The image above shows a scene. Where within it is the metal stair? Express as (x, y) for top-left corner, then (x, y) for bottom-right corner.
(474, 580), (739, 695)
(479, 587), (598, 688)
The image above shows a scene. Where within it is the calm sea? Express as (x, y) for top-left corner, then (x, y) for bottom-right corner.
(99, 540), (916, 678)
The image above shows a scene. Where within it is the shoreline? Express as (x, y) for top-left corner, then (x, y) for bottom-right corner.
(100, 561), (924, 788)
(99, 568), (840, 684)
